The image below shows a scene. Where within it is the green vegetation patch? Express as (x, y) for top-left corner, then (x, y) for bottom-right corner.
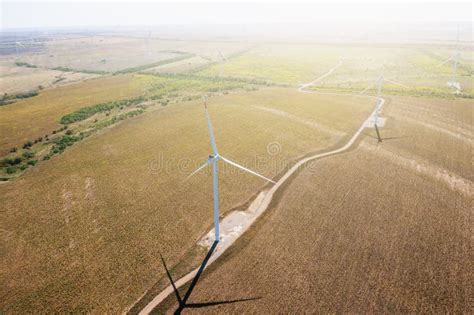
(115, 53), (195, 74)
(1, 90), (39, 106)
(15, 61), (38, 68)
(51, 67), (108, 75)
(59, 96), (146, 124)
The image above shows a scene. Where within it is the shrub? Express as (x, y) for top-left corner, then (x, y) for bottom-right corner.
(59, 96), (145, 124)
(22, 151), (35, 159)
(15, 61), (37, 68)
(50, 135), (80, 155)
(0, 90), (39, 105)
(1, 157), (23, 167)
(65, 130), (73, 135)
(114, 53), (194, 74)
(6, 166), (17, 174)
(22, 140), (33, 149)
(27, 160), (38, 166)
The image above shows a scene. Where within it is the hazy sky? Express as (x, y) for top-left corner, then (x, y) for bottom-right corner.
(1, 1), (472, 30)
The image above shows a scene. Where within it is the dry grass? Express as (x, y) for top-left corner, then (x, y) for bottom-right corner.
(381, 96), (472, 178)
(145, 56), (211, 74)
(0, 88), (372, 313)
(0, 58), (100, 94)
(199, 44), (342, 84)
(0, 74), (144, 155)
(162, 96), (472, 313)
(13, 36), (251, 73)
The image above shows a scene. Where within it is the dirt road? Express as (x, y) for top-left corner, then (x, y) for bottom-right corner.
(138, 62), (380, 314)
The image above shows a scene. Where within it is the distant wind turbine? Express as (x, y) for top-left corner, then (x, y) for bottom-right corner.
(186, 96), (275, 242)
(14, 41), (25, 55)
(373, 75), (384, 143)
(360, 74), (408, 95)
(361, 73), (396, 143)
(439, 27), (462, 93)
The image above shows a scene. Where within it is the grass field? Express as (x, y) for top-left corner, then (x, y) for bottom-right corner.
(0, 74), (143, 155)
(0, 88), (373, 313)
(198, 44), (474, 96)
(1, 30), (472, 314)
(161, 96), (472, 313)
(9, 36), (252, 73)
(198, 44), (343, 84)
(0, 72), (256, 158)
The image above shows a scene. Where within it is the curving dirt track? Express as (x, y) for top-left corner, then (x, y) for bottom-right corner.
(138, 62), (380, 314)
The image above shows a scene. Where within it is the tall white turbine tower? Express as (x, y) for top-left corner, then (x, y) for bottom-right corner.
(186, 97), (275, 242)
(373, 75), (384, 143)
(439, 27), (462, 93)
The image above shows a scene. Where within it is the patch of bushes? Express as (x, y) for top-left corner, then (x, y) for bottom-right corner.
(0, 90), (39, 106)
(51, 66), (108, 75)
(6, 166), (17, 174)
(22, 151), (35, 159)
(92, 109), (145, 131)
(22, 140), (33, 149)
(115, 54), (195, 74)
(15, 61), (37, 68)
(59, 96), (145, 124)
(27, 160), (38, 166)
(145, 72), (272, 86)
(1, 156), (23, 167)
(50, 135), (80, 155)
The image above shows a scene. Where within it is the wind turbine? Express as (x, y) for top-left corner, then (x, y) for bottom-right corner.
(437, 27), (461, 93)
(15, 41), (25, 55)
(186, 96), (275, 242)
(360, 74), (408, 95)
(361, 73), (396, 143)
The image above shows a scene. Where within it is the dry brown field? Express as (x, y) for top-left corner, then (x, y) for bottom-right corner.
(0, 74), (143, 155)
(160, 95), (473, 313)
(0, 88), (373, 312)
(12, 36), (251, 73)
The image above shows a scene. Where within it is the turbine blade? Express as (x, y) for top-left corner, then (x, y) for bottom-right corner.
(203, 97), (218, 155)
(220, 156), (275, 184)
(436, 55), (453, 67)
(184, 160), (210, 181)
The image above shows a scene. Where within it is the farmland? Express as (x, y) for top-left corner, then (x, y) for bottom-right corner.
(0, 74), (142, 156)
(160, 96), (472, 313)
(0, 58), (100, 94)
(0, 87), (373, 312)
(0, 22), (472, 314)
